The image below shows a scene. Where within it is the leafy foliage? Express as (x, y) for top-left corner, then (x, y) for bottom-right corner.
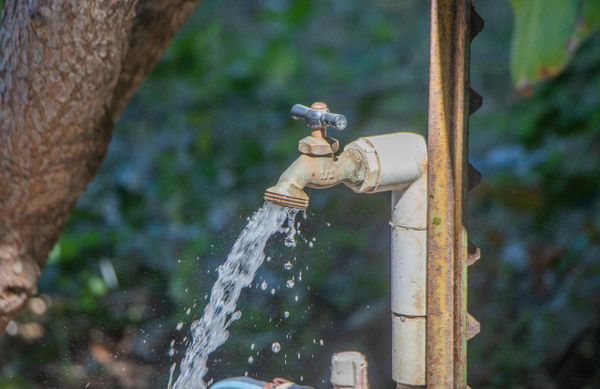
(511, 0), (600, 89)
(469, 21), (600, 386)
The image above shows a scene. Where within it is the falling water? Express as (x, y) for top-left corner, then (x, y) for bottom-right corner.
(171, 203), (298, 389)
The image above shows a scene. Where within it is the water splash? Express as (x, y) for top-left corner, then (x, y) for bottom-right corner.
(271, 341), (281, 353)
(283, 209), (300, 247)
(171, 203), (296, 389)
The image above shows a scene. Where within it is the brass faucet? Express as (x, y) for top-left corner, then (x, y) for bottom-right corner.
(264, 102), (367, 209)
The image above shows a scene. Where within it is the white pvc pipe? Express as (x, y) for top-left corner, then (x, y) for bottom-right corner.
(391, 179), (427, 386)
(345, 133), (426, 194)
(346, 132), (427, 387)
(392, 314), (426, 386)
(391, 218), (426, 316)
(391, 172), (427, 317)
(330, 351), (370, 389)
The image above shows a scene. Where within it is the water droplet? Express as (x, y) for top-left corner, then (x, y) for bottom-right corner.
(250, 343), (255, 350)
(319, 339), (324, 346)
(284, 261), (293, 270)
(176, 322), (184, 331)
(284, 236), (296, 247)
(271, 288), (276, 295)
(271, 342), (281, 353)
(248, 356), (254, 364)
(286, 279), (295, 288)
(266, 256), (272, 262)
(308, 241), (314, 248)
(185, 308), (191, 315)
(294, 294), (299, 302)
(261, 281), (268, 290)
(283, 311), (290, 319)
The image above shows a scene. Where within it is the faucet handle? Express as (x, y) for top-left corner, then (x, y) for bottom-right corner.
(291, 102), (347, 131)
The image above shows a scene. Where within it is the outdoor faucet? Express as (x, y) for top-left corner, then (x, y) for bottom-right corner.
(264, 102), (426, 210)
(264, 102), (367, 209)
(264, 102), (430, 387)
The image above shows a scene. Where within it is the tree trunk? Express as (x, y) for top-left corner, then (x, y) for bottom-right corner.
(0, 0), (200, 331)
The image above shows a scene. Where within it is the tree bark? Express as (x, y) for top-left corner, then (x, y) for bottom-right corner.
(0, 0), (200, 331)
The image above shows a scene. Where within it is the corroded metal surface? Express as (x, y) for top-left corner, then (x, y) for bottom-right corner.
(426, 0), (482, 387)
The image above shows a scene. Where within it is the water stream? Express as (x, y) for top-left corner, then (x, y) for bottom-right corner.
(171, 202), (298, 389)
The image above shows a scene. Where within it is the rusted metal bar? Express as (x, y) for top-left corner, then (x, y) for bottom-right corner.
(426, 0), (457, 385)
(451, 2), (471, 387)
(426, 0), (472, 387)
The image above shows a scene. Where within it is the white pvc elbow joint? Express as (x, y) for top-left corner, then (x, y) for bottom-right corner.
(344, 132), (427, 194)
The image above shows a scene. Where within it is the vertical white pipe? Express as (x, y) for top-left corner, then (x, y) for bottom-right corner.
(392, 314), (426, 386)
(391, 175), (427, 316)
(391, 173), (427, 386)
(344, 133), (428, 387)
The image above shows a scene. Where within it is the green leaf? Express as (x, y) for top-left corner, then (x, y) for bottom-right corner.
(87, 276), (107, 297)
(47, 243), (61, 264)
(579, 0), (600, 35)
(511, 0), (581, 89)
(511, 0), (600, 90)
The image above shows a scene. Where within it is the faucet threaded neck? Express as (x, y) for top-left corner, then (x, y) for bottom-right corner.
(263, 189), (309, 209)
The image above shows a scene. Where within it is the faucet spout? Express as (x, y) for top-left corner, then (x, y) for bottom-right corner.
(264, 149), (366, 209)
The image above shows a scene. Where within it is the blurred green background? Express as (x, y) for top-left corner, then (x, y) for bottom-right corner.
(1, 0), (600, 388)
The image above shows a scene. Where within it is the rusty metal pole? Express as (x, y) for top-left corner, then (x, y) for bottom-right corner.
(426, 1), (459, 385)
(426, 0), (482, 388)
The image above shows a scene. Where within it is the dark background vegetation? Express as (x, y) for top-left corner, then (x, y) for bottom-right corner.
(1, 0), (599, 388)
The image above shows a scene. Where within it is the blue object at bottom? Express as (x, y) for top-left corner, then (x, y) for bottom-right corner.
(210, 377), (314, 389)
(210, 377), (266, 389)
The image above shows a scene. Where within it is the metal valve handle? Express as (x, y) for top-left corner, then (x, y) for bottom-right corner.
(291, 103), (347, 131)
